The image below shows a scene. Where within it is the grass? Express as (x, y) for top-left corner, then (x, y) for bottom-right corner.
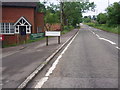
(86, 23), (120, 34)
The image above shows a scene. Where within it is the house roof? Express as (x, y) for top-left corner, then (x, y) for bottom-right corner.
(2, 2), (37, 8)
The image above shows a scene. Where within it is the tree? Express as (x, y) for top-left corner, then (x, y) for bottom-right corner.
(106, 2), (120, 25)
(37, 2), (60, 31)
(97, 13), (107, 24)
(83, 16), (91, 23)
(37, 1), (95, 30)
(61, 2), (95, 27)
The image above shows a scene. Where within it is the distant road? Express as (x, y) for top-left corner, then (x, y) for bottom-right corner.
(34, 24), (118, 88)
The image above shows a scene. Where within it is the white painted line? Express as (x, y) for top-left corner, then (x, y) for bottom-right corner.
(92, 31), (95, 35)
(35, 77), (48, 88)
(95, 34), (116, 45)
(99, 37), (116, 45)
(96, 34), (100, 38)
(89, 27), (116, 46)
(35, 29), (79, 88)
(116, 46), (120, 50)
(45, 55), (62, 77)
(17, 30), (79, 89)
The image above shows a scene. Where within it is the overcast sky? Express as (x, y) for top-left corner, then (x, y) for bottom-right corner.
(83, 0), (120, 16)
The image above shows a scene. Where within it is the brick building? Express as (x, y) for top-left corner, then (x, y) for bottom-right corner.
(1, 2), (44, 46)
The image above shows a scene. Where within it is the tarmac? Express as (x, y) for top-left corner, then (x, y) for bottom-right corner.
(2, 29), (79, 88)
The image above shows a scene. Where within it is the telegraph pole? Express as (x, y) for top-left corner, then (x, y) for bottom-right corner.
(60, 1), (64, 31)
(108, 0), (110, 6)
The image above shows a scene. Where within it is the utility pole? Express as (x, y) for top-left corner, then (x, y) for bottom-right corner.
(60, 1), (64, 31)
(108, 0), (110, 6)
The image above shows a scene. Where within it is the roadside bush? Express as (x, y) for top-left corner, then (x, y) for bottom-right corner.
(62, 25), (74, 34)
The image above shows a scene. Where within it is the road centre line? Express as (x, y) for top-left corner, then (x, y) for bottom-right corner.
(35, 29), (79, 88)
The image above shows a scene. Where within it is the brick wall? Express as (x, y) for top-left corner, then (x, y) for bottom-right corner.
(2, 7), (44, 46)
(2, 7), (35, 33)
(35, 12), (44, 33)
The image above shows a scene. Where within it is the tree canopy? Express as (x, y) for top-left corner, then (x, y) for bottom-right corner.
(96, 2), (120, 26)
(106, 2), (120, 25)
(37, 1), (95, 30)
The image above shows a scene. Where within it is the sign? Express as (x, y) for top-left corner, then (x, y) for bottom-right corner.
(45, 31), (61, 46)
(45, 31), (61, 36)
(30, 33), (44, 40)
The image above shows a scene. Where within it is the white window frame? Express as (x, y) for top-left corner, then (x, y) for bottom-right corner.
(0, 23), (15, 34)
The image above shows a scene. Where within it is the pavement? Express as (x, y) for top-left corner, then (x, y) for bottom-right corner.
(27, 24), (119, 88)
(2, 29), (79, 88)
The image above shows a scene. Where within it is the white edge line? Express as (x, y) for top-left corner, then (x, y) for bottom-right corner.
(95, 34), (116, 45)
(99, 37), (116, 45)
(116, 46), (120, 50)
(34, 30), (79, 88)
(17, 30), (79, 89)
(35, 77), (48, 88)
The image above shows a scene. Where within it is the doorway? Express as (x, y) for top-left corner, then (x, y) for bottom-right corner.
(19, 26), (26, 35)
(19, 26), (26, 43)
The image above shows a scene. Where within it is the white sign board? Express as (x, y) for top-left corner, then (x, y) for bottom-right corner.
(45, 31), (61, 36)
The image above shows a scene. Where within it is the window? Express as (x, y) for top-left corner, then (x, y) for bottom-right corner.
(37, 27), (42, 33)
(0, 23), (14, 34)
(10, 23), (14, 33)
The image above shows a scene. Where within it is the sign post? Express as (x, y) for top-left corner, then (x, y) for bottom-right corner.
(46, 36), (48, 46)
(58, 36), (60, 44)
(45, 31), (61, 46)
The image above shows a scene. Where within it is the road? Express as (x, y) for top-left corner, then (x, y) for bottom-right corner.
(30, 24), (119, 88)
(2, 29), (78, 88)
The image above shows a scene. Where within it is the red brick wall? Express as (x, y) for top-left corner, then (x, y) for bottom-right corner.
(2, 7), (44, 46)
(2, 7), (35, 33)
(35, 12), (44, 33)
(3, 35), (17, 45)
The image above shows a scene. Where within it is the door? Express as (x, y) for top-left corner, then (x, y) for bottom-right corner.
(19, 26), (26, 35)
(19, 26), (26, 43)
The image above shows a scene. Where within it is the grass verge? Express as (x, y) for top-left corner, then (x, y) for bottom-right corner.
(86, 23), (120, 34)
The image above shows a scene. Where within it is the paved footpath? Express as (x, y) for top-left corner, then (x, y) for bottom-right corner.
(2, 29), (78, 88)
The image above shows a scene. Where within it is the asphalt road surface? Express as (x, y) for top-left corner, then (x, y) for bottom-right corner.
(32, 24), (119, 88)
(2, 29), (78, 88)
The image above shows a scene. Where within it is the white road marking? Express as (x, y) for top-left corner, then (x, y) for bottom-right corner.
(91, 30), (118, 49)
(92, 32), (95, 35)
(98, 37), (116, 45)
(94, 33), (116, 45)
(35, 77), (48, 88)
(116, 47), (120, 50)
(45, 55), (62, 77)
(96, 34), (100, 38)
(35, 29), (79, 88)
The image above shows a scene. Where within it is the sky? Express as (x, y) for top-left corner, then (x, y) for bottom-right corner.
(83, 0), (120, 16)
